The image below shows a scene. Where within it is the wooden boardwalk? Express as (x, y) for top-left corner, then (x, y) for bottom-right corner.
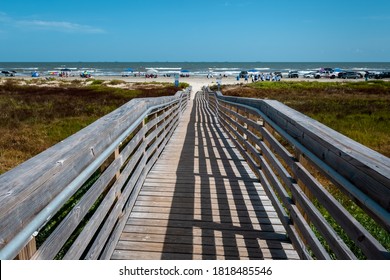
(111, 91), (299, 260)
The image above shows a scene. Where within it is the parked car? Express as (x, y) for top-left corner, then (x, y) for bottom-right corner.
(320, 71), (337, 79)
(374, 72), (390, 79)
(288, 71), (299, 78)
(239, 70), (248, 78)
(1, 70), (16, 77)
(303, 71), (317, 78)
(338, 71), (361, 79)
(366, 72), (377, 79)
(304, 71), (330, 79)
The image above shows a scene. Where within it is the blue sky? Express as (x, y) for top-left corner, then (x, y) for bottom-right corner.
(0, 0), (389, 62)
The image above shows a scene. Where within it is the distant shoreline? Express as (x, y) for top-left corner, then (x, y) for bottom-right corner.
(1, 61), (390, 79)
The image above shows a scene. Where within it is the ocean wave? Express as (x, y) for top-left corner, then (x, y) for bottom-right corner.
(209, 68), (241, 71)
(145, 67), (182, 70)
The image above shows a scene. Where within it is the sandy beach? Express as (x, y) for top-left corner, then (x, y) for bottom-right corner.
(90, 74), (381, 91)
(2, 75), (388, 99)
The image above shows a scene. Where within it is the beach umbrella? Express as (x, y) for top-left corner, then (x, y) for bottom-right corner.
(181, 69), (190, 73)
(126, 68), (134, 72)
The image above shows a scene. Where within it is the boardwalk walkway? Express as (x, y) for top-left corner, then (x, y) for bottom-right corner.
(111, 90), (299, 260)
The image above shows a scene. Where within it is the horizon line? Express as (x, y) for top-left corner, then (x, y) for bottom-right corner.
(1, 61), (390, 63)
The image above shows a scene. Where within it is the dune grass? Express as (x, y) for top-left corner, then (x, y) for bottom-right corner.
(220, 80), (390, 157)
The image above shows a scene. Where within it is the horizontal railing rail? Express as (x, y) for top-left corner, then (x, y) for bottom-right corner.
(206, 88), (390, 260)
(0, 87), (191, 260)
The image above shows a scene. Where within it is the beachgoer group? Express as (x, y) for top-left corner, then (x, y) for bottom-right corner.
(238, 72), (281, 82)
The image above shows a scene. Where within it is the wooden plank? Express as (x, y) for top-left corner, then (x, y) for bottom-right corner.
(126, 217), (286, 232)
(121, 224), (289, 241)
(131, 206), (279, 220)
(134, 200), (274, 211)
(119, 232), (296, 251)
(114, 240), (297, 260)
(136, 194), (273, 207)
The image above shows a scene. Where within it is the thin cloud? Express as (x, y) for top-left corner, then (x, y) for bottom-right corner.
(0, 12), (105, 33)
(223, 1), (252, 7)
(360, 15), (390, 21)
(18, 19), (105, 33)
(0, 12), (11, 22)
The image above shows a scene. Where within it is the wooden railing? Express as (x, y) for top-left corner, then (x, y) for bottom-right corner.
(1, 85), (389, 260)
(206, 88), (390, 260)
(0, 88), (191, 260)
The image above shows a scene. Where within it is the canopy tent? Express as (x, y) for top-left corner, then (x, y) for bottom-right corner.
(180, 69), (190, 77)
(146, 69), (158, 74)
(247, 69), (260, 75)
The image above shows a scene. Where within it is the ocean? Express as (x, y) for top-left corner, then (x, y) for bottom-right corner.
(1, 62), (390, 77)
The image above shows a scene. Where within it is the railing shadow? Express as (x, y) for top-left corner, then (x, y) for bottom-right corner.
(161, 92), (291, 259)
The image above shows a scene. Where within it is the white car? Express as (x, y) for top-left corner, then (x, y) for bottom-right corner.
(303, 71), (317, 78)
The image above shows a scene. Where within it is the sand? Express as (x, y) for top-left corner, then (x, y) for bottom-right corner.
(2, 74), (385, 97)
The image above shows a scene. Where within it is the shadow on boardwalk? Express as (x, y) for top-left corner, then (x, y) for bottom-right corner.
(160, 92), (295, 259)
(111, 92), (298, 260)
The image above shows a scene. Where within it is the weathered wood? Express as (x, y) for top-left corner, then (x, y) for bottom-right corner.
(99, 126), (178, 260)
(110, 91), (299, 260)
(210, 89), (390, 260)
(220, 95), (390, 222)
(0, 99), (148, 247)
(216, 102), (313, 260)
(65, 107), (180, 260)
(15, 237), (36, 260)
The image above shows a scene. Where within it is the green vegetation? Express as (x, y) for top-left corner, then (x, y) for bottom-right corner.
(220, 80), (390, 157)
(0, 78), (187, 174)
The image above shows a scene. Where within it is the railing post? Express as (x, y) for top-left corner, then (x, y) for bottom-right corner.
(15, 237), (36, 260)
(114, 147), (121, 180)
